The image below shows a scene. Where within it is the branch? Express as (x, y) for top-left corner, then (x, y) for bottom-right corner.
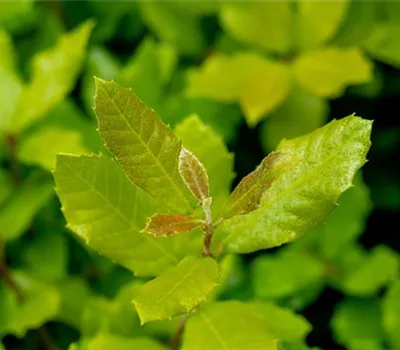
(5, 134), (21, 186)
(170, 314), (188, 350)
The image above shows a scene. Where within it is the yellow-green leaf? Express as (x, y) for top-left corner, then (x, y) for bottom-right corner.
(182, 301), (278, 350)
(94, 78), (195, 213)
(133, 256), (219, 324)
(383, 280), (400, 349)
(219, 2), (293, 54)
(18, 126), (88, 171)
(293, 47), (373, 98)
(187, 53), (290, 125)
(179, 148), (210, 204)
(260, 86), (329, 152)
(54, 154), (200, 277)
(12, 20), (94, 133)
(223, 152), (293, 219)
(295, 1), (349, 50)
(217, 116), (372, 253)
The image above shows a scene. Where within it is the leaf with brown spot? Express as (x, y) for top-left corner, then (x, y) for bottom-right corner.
(143, 214), (202, 237)
(222, 152), (293, 219)
(178, 148), (210, 204)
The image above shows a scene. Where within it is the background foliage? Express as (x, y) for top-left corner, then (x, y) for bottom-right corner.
(0, 1), (400, 349)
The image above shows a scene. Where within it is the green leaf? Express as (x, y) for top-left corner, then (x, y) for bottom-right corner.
(174, 115), (235, 216)
(133, 256), (219, 324)
(331, 1), (377, 47)
(293, 47), (373, 98)
(294, 1), (349, 50)
(223, 152), (293, 219)
(179, 148), (210, 204)
(81, 46), (121, 116)
(331, 298), (385, 350)
(54, 154), (201, 277)
(255, 302), (312, 342)
(78, 334), (167, 350)
(12, 20), (94, 132)
(0, 0), (35, 31)
(312, 174), (372, 260)
(56, 277), (92, 329)
(3, 271), (60, 338)
(143, 214), (202, 237)
(383, 280), (400, 348)
(22, 231), (68, 282)
(0, 28), (16, 70)
(363, 24), (400, 68)
(219, 2), (293, 53)
(187, 53), (290, 126)
(251, 250), (324, 300)
(139, 2), (204, 56)
(182, 301), (277, 350)
(0, 65), (23, 132)
(18, 126), (88, 171)
(0, 172), (53, 241)
(116, 38), (177, 109)
(217, 116), (372, 253)
(171, 98), (242, 144)
(260, 87), (329, 152)
(341, 245), (399, 296)
(94, 78), (195, 213)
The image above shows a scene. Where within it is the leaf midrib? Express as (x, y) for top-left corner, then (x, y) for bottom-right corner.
(98, 84), (193, 212)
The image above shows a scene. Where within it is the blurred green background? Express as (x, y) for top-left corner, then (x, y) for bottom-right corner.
(1, 1), (400, 350)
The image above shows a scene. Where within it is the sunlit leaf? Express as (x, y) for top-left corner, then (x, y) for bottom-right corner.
(133, 256), (219, 324)
(78, 334), (167, 350)
(187, 52), (290, 125)
(260, 87), (329, 152)
(294, 1), (348, 50)
(18, 126), (88, 171)
(54, 154), (201, 277)
(182, 301), (278, 350)
(12, 20), (94, 132)
(255, 302), (312, 342)
(293, 47), (373, 98)
(217, 116), (372, 253)
(94, 78), (195, 213)
(219, 2), (293, 53)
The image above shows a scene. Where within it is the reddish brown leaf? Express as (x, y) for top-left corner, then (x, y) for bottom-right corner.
(178, 148), (210, 204)
(143, 214), (202, 237)
(222, 151), (293, 219)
